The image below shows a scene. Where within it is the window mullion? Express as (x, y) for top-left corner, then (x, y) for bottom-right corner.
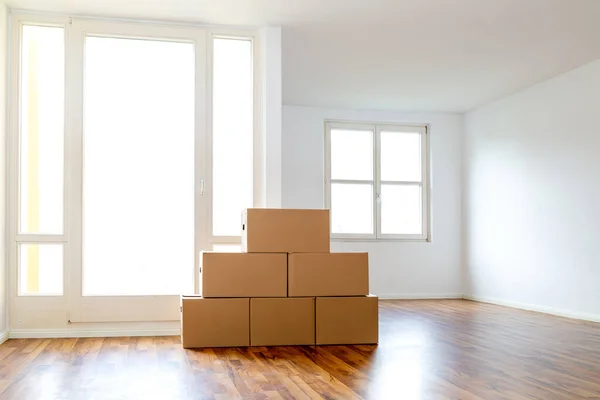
(380, 180), (423, 186)
(324, 124), (332, 213)
(210, 236), (242, 245)
(15, 234), (66, 243)
(374, 125), (382, 239)
(422, 128), (429, 240)
(330, 179), (373, 184)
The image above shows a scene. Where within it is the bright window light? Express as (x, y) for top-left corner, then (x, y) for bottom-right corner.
(212, 38), (253, 237)
(19, 25), (64, 235)
(82, 36), (195, 295)
(331, 183), (374, 234)
(19, 244), (63, 295)
(381, 185), (422, 234)
(212, 244), (242, 253)
(331, 129), (373, 181)
(381, 131), (421, 182)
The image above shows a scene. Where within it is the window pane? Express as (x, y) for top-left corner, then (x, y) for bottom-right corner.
(381, 185), (422, 234)
(331, 183), (373, 234)
(83, 37), (194, 295)
(331, 129), (373, 180)
(381, 131), (421, 182)
(19, 244), (63, 295)
(19, 26), (64, 234)
(212, 244), (242, 252)
(212, 38), (253, 237)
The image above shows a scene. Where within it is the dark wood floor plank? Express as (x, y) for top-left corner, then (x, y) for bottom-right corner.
(1, 300), (600, 399)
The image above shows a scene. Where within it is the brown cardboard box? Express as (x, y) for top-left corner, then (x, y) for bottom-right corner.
(241, 208), (330, 253)
(250, 297), (315, 346)
(288, 253), (369, 297)
(180, 296), (249, 348)
(316, 295), (378, 345)
(201, 252), (287, 298)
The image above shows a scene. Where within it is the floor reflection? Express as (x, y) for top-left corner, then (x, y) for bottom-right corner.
(2, 300), (600, 399)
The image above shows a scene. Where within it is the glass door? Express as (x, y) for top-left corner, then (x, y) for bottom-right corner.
(68, 20), (207, 322)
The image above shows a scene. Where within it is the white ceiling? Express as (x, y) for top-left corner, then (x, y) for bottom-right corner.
(9, 0), (600, 112)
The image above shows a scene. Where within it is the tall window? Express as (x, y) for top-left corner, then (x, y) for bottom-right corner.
(17, 25), (65, 295)
(325, 122), (429, 240)
(211, 38), (253, 240)
(10, 14), (258, 325)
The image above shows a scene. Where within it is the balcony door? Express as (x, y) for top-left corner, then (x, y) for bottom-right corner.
(66, 20), (205, 322)
(10, 14), (257, 328)
(9, 14), (258, 330)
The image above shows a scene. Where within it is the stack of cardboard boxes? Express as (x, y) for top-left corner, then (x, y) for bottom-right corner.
(180, 208), (379, 348)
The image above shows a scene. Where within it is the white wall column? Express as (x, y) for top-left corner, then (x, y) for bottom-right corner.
(260, 26), (282, 207)
(0, 3), (8, 340)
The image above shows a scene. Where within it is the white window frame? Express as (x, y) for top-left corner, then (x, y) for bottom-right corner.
(7, 11), (263, 326)
(325, 121), (429, 241)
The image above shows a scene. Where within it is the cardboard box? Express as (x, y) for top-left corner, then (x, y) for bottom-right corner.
(241, 208), (330, 253)
(250, 298), (315, 346)
(316, 296), (378, 345)
(201, 252), (287, 298)
(288, 253), (369, 297)
(180, 296), (249, 348)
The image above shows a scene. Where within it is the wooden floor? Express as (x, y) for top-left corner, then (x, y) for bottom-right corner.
(1, 300), (599, 400)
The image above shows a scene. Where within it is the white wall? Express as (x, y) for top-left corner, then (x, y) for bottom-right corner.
(282, 105), (463, 298)
(464, 60), (600, 320)
(0, 3), (7, 336)
(260, 27), (282, 207)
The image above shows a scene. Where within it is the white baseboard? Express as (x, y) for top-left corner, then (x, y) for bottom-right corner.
(464, 294), (600, 323)
(378, 293), (463, 300)
(0, 331), (8, 345)
(9, 327), (180, 339)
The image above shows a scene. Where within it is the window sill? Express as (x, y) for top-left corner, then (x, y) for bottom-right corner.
(331, 237), (430, 243)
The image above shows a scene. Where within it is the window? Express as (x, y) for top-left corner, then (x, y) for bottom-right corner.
(211, 38), (254, 238)
(9, 15), (259, 324)
(19, 244), (63, 295)
(19, 25), (64, 236)
(16, 24), (65, 295)
(325, 122), (429, 240)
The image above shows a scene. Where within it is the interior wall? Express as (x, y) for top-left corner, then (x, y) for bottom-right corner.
(282, 105), (463, 298)
(0, 3), (7, 336)
(464, 59), (600, 320)
(260, 26), (282, 207)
